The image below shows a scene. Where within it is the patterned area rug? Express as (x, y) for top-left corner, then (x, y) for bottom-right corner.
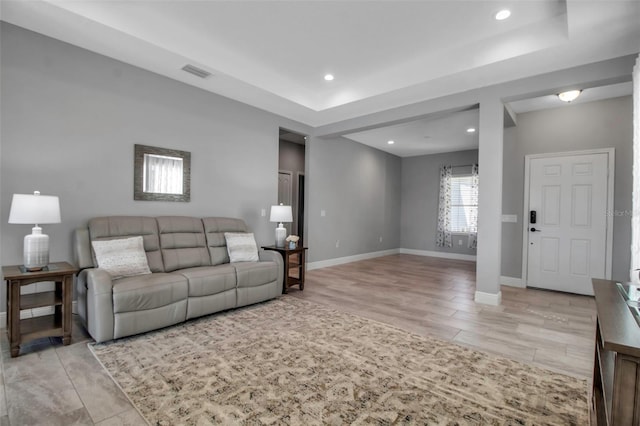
(90, 297), (588, 425)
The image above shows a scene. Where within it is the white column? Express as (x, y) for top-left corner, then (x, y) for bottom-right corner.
(475, 97), (504, 305)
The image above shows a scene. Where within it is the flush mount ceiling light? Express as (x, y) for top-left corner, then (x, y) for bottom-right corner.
(495, 9), (511, 20)
(387, 140), (395, 145)
(324, 74), (334, 81)
(557, 90), (582, 102)
(466, 127), (476, 133)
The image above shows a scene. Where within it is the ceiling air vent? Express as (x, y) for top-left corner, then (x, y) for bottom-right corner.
(181, 64), (211, 79)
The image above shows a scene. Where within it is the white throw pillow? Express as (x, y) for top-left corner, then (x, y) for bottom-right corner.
(225, 232), (259, 262)
(92, 236), (152, 279)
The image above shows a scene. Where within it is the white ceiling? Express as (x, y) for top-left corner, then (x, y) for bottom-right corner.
(348, 81), (633, 158)
(345, 109), (480, 157)
(1, 0), (638, 156)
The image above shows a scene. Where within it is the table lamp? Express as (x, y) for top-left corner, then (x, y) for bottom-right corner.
(8, 191), (61, 271)
(270, 204), (292, 248)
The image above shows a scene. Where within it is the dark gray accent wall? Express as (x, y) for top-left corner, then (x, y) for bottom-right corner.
(278, 140), (305, 236)
(400, 150), (479, 255)
(279, 141), (305, 175)
(306, 136), (401, 262)
(501, 96), (633, 281)
(0, 23), (311, 299)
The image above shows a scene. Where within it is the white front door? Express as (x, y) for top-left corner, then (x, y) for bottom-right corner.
(525, 151), (612, 295)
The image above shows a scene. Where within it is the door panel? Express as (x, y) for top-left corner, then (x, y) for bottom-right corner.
(526, 152), (609, 295)
(542, 185), (561, 226)
(571, 185), (591, 227)
(540, 237), (559, 273)
(569, 239), (590, 276)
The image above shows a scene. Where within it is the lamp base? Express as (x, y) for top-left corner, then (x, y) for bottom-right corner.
(275, 224), (287, 248)
(23, 227), (50, 271)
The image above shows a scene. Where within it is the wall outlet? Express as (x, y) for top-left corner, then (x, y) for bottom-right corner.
(379, 236), (383, 243)
(321, 209), (326, 217)
(335, 240), (340, 248)
(261, 208), (266, 217)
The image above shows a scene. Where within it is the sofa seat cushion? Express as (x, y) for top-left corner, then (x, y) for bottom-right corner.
(112, 273), (188, 314)
(234, 262), (278, 288)
(179, 265), (237, 297)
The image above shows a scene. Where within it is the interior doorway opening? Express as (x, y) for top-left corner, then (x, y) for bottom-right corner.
(278, 128), (306, 244)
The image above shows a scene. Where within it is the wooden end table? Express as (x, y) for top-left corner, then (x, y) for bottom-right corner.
(262, 246), (308, 294)
(3, 261), (77, 357)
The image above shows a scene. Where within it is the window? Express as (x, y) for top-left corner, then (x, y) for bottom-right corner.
(449, 175), (478, 233)
(436, 164), (478, 248)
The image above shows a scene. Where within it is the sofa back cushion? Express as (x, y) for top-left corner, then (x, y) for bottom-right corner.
(156, 216), (211, 272)
(202, 217), (249, 265)
(88, 216), (164, 273)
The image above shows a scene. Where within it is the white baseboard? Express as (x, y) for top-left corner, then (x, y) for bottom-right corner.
(307, 249), (401, 271)
(307, 247), (477, 271)
(399, 248), (477, 262)
(0, 300), (77, 329)
(474, 290), (502, 306)
(501, 276), (525, 288)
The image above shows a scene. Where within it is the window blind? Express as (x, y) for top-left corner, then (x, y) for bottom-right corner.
(449, 175), (478, 233)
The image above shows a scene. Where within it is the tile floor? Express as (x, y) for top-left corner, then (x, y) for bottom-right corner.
(0, 317), (144, 425)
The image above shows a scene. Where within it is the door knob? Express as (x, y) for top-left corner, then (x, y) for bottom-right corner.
(530, 227), (541, 232)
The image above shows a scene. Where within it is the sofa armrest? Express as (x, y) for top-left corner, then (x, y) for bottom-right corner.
(73, 228), (95, 271)
(78, 268), (115, 343)
(259, 250), (284, 289)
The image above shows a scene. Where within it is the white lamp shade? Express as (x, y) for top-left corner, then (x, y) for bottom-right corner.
(270, 205), (293, 223)
(8, 192), (61, 225)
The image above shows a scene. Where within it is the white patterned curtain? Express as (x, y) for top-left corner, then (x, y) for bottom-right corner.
(467, 163), (479, 249)
(632, 54), (640, 282)
(436, 165), (453, 247)
(143, 154), (184, 194)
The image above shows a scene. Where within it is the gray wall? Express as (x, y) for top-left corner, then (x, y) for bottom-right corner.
(0, 23), (312, 307)
(501, 96), (633, 281)
(1, 22), (634, 315)
(306, 136), (401, 263)
(400, 149), (479, 256)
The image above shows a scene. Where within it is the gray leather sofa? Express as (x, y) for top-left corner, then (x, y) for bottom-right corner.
(74, 216), (283, 343)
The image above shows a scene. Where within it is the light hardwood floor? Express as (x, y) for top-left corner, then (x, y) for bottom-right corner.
(290, 254), (597, 380)
(0, 254), (596, 425)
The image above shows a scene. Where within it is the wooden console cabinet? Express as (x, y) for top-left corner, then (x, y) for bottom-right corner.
(592, 278), (640, 425)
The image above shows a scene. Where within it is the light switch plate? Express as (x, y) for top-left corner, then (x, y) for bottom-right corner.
(501, 214), (517, 223)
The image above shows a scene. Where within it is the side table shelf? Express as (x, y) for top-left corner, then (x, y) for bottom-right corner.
(3, 261), (77, 357)
(262, 246), (308, 294)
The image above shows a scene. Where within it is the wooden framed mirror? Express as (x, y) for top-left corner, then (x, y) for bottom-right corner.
(134, 144), (191, 202)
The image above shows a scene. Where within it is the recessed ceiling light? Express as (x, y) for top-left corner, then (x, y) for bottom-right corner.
(495, 9), (511, 20)
(557, 90), (582, 102)
(387, 140), (395, 145)
(324, 74), (334, 81)
(466, 128), (476, 133)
